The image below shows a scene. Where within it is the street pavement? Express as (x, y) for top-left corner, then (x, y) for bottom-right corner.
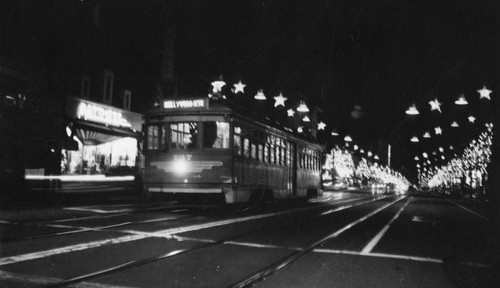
(0, 190), (496, 287)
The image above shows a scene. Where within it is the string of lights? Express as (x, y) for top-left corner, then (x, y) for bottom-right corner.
(425, 123), (493, 189)
(322, 147), (410, 191)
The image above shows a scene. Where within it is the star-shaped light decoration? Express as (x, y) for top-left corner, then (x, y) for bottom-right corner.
(254, 90), (266, 100)
(428, 99), (442, 113)
(367, 151), (373, 157)
(468, 116), (476, 123)
(422, 152), (428, 158)
(297, 126), (304, 133)
(434, 126), (442, 135)
(317, 121), (326, 130)
(478, 86), (492, 100)
(353, 145), (359, 150)
(454, 95), (468, 105)
(438, 147), (444, 152)
(441, 155), (445, 160)
(287, 109), (295, 117)
(233, 81), (246, 94)
(273, 93), (287, 107)
(302, 115), (311, 122)
(211, 80), (226, 93)
(414, 156), (419, 161)
(359, 149), (365, 154)
(423, 132), (431, 138)
(405, 104), (419, 115)
(374, 155), (380, 160)
(410, 136), (419, 143)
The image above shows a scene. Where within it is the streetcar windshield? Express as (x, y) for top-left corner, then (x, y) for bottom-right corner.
(202, 121), (230, 149)
(169, 122), (198, 149)
(146, 121), (230, 151)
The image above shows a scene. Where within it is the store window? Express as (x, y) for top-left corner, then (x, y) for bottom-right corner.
(62, 137), (138, 175)
(169, 122), (198, 149)
(203, 121), (230, 149)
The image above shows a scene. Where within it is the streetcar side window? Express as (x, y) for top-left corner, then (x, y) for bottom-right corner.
(169, 122), (198, 149)
(280, 140), (286, 166)
(233, 126), (242, 156)
(264, 144), (269, 163)
(243, 138), (250, 158)
(161, 125), (169, 150)
(258, 144), (263, 162)
(270, 143), (275, 164)
(147, 125), (159, 150)
(203, 121), (230, 149)
(251, 143), (257, 160)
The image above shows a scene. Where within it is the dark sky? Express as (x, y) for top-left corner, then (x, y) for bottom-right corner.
(168, 0), (496, 177)
(1, 0), (495, 179)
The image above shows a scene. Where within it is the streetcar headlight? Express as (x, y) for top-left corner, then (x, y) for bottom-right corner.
(173, 159), (189, 175)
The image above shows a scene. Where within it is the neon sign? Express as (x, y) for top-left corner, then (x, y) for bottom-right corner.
(77, 102), (132, 128)
(163, 98), (207, 110)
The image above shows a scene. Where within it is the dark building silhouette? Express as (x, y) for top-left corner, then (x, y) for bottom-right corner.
(0, 0), (168, 194)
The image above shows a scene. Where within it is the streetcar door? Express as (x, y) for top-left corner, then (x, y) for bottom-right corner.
(288, 142), (297, 196)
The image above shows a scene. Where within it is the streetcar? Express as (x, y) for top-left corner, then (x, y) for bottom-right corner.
(142, 97), (324, 204)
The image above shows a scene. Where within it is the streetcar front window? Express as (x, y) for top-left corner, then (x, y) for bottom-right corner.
(169, 122), (198, 149)
(203, 121), (230, 149)
(147, 126), (159, 150)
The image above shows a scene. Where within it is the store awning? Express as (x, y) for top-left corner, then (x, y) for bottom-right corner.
(71, 119), (141, 142)
(75, 128), (122, 145)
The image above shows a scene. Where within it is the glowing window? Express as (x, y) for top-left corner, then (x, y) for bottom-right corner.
(203, 121), (230, 149)
(169, 122), (198, 149)
(243, 138), (250, 158)
(264, 144), (269, 163)
(147, 126), (159, 150)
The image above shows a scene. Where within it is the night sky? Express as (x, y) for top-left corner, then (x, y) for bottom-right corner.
(1, 0), (496, 180)
(169, 0), (495, 177)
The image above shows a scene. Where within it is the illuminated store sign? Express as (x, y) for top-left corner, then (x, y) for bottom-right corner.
(163, 98), (208, 110)
(77, 102), (132, 128)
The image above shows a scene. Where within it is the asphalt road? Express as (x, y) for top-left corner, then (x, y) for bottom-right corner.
(0, 190), (495, 288)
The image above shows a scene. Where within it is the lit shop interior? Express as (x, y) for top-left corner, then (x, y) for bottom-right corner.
(61, 97), (143, 176)
(62, 132), (138, 175)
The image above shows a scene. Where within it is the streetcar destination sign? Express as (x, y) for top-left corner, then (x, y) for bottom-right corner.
(163, 98), (208, 110)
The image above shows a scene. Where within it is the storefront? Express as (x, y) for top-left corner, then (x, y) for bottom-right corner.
(63, 97), (143, 176)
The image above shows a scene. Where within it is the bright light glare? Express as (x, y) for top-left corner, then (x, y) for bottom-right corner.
(173, 159), (189, 175)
